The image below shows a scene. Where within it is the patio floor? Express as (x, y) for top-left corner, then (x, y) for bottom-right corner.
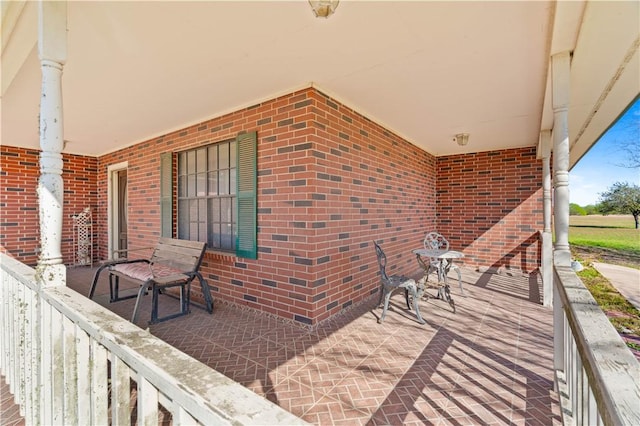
(3, 265), (561, 425)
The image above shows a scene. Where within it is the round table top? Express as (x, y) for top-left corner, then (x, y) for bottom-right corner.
(412, 248), (464, 259)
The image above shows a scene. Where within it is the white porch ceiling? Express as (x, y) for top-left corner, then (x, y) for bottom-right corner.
(1, 1), (638, 163)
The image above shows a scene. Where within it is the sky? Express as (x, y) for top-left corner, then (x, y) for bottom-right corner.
(569, 98), (640, 206)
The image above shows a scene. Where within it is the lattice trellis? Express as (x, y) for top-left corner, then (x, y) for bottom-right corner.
(72, 207), (93, 266)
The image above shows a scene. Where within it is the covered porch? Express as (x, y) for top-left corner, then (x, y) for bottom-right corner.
(2, 0), (640, 424)
(5, 261), (560, 425)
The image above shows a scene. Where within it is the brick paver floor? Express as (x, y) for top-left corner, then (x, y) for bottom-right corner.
(2, 266), (561, 425)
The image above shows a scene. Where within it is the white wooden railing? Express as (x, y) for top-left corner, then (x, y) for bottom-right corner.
(0, 253), (307, 425)
(553, 262), (640, 425)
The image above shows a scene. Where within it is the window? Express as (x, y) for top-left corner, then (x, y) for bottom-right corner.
(160, 131), (257, 259)
(178, 139), (237, 250)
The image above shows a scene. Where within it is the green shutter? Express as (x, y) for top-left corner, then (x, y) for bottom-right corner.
(236, 131), (257, 259)
(160, 152), (173, 238)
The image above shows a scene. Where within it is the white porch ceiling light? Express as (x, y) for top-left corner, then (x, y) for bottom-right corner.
(455, 133), (470, 146)
(309, 0), (339, 18)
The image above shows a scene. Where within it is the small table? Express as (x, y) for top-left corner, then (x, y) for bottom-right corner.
(412, 248), (464, 312)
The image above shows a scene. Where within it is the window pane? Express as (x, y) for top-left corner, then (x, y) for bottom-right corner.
(199, 221), (207, 243)
(208, 172), (218, 196)
(187, 150), (195, 172)
(178, 175), (186, 197)
(230, 169), (237, 195)
(219, 143), (229, 169)
(178, 200), (189, 239)
(199, 199), (207, 222)
(219, 170), (229, 195)
(196, 148), (206, 173)
(178, 152), (186, 175)
(196, 172), (206, 197)
(208, 145), (218, 170)
(221, 223), (232, 249)
(190, 222), (199, 240)
(232, 203), (237, 223)
(230, 141), (236, 167)
(221, 198), (231, 222)
(231, 223), (236, 250)
(210, 198), (220, 221)
(189, 199), (198, 222)
(187, 174), (196, 197)
(209, 223), (221, 249)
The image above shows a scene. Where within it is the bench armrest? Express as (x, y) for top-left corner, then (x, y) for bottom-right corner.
(104, 258), (151, 267)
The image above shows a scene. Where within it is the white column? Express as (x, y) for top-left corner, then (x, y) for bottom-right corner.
(540, 130), (553, 307)
(551, 51), (572, 267)
(36, 1), (67, 287)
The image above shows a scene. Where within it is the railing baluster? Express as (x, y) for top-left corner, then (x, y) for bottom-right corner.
(51, 308), (65, 425)
(76, 326), (91, 424)
(6, 275), (16, 397)
(1, 275), (7, 378)
(91, 340), (109, 424)
(17, 282), (25, 416)
(63, 316), (79, 424)
(138, 376), (159, 425)
(41, 299), (53, 425)
(25, 286), (36, 424)
(175, 406), (197, 424)
(111, 356), (132, 426)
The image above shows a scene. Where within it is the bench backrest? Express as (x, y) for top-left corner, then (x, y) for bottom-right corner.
(150, 238), (207, 274)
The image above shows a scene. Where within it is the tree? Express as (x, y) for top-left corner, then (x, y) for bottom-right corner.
(598, 182), (640, 229)
(570, 203), (586, 216)
(584, 204), (598, 215)
(616, 138), (640, 169)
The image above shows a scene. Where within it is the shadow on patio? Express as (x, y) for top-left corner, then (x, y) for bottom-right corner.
(68, 266), (561, 425)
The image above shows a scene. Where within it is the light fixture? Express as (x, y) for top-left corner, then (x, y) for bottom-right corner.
(454, 133), (469, 146)
(309, 0), (339, 18)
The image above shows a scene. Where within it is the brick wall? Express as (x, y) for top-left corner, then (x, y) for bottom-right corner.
(0, 146), (98, 266)
(1, 88), (543, 325)
(95, 88), (438, 325)
(436, 148), (543, 273)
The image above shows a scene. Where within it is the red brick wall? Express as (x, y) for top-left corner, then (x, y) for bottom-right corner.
(436, 148), (543, 273)
(1, 88), (543, 325)
(0, 146), (98, 266)
(94, 88), (437, 325)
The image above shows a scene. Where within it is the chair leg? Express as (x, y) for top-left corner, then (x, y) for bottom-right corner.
(377, 285), (385, 308)
(131, 281), (150, 324)
(110, 274), (119, 302)
(151, 284), (160, 324)
(181, 282), (191, 315)
(380, 290), (392, 323)
(196, 272), (214, 314)
(408, 285), (426, 324)
(453, 266), (464, 295)
(444, 285), (455, 313)
(88, 263), (110, 299)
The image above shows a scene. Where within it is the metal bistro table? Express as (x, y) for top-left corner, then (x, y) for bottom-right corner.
(412, 248), (464, 312)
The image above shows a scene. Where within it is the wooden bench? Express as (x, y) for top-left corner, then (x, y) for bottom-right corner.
(88, 238), (212, 324)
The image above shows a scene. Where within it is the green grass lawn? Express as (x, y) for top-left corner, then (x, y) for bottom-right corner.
(569, 214), (640, 254)
(569, 214), (640, 350)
